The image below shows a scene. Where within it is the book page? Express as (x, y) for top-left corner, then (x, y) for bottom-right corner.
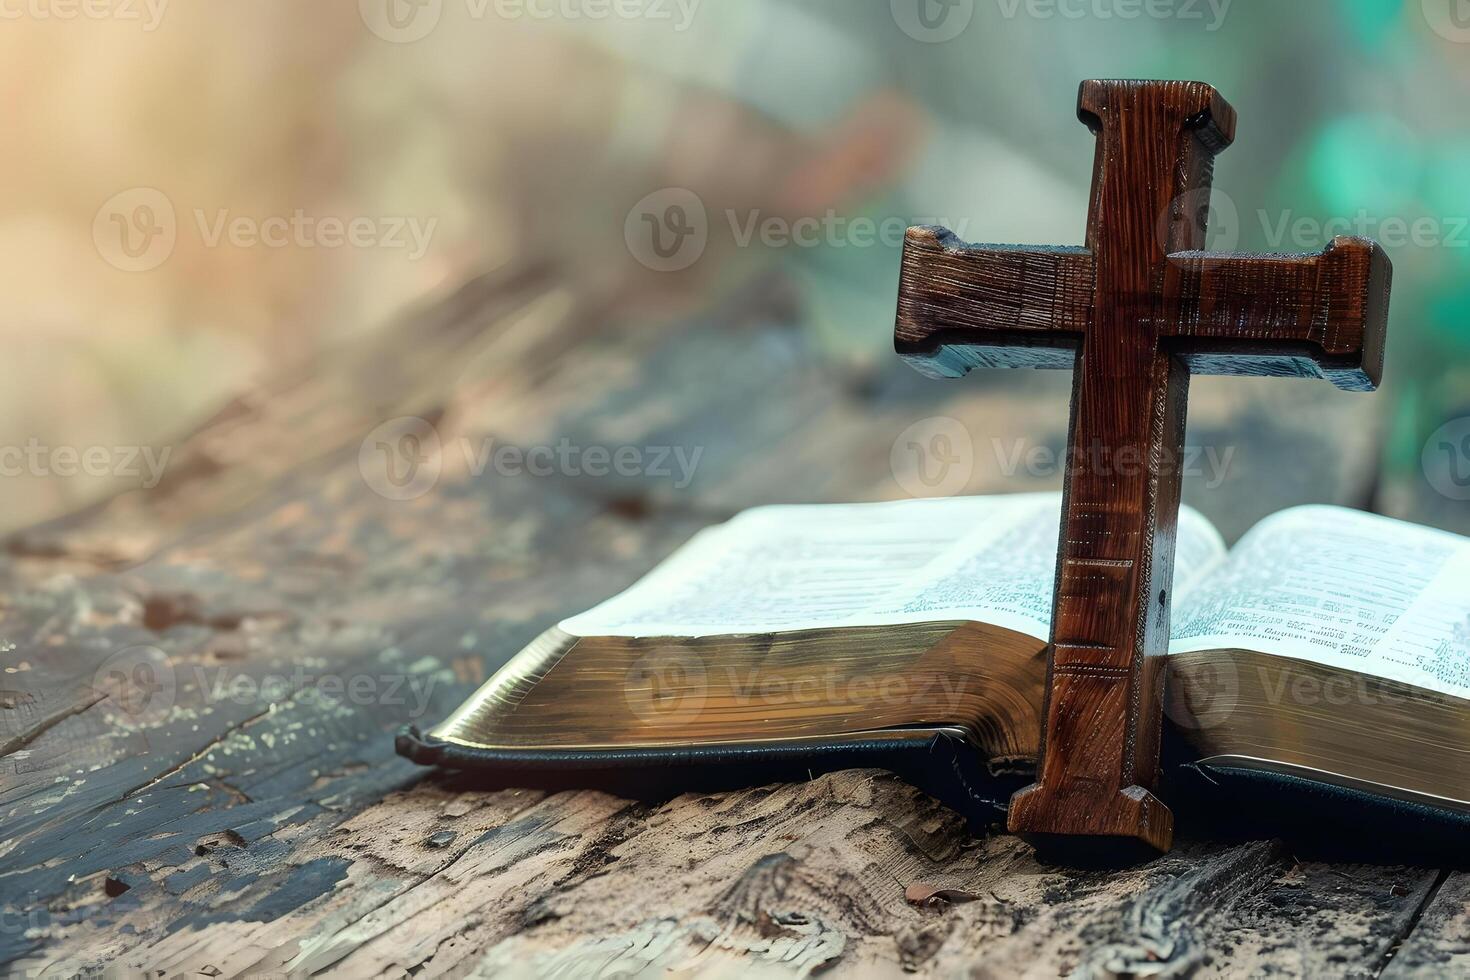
(1169, 506), (1470, 699)
(560, 494), (1226, 640)
(866, 501), (1224, 638)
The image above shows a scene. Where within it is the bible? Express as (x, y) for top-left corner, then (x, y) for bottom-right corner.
(400, 494), (1470, 847)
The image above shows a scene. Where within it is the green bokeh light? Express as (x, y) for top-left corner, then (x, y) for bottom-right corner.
(1306, 114), (1421, 217)
(1429, 290), (1470, 351)
(1422, 138), (1470, 226)
(1341, 0), (1406, 49)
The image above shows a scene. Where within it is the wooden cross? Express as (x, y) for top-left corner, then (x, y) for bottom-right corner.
(894, 79), (1392, 860)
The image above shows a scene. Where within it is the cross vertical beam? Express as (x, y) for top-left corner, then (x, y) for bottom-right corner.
(894, 79), (1391, 861)
(1007, 80), (1233, 857)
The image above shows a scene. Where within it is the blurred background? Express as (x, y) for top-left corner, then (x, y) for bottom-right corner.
(3, 0), (1467, 536)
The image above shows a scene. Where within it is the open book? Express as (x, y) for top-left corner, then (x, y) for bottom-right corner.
(401, 494), (1470, 837)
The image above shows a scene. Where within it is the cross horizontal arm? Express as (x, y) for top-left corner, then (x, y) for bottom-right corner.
(897, 228), (1393, 393)
(895, 226), (1094, 379)
(1164, 236), (1392, 391)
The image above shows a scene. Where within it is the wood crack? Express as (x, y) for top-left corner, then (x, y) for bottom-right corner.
(125, 704), (278, 800)
(0, 690), (107, 760)
(1374, 868), (1451, 978)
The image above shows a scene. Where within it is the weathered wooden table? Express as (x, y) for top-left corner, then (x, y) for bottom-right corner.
(2, 265), (1465, 977)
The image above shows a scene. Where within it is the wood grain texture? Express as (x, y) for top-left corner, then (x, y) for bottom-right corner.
(894, 79), (1393, 858)
(897, 231), (1391, 390)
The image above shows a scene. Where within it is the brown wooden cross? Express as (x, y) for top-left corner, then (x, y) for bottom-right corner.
(894, 79), (1392, 860)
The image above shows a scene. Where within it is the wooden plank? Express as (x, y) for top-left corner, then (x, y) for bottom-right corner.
(11, 761), (1439, 977)
(1384, 872), (1470, 978)
(464, 792), (1441, 979)
(0, 256), (1433, 976)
